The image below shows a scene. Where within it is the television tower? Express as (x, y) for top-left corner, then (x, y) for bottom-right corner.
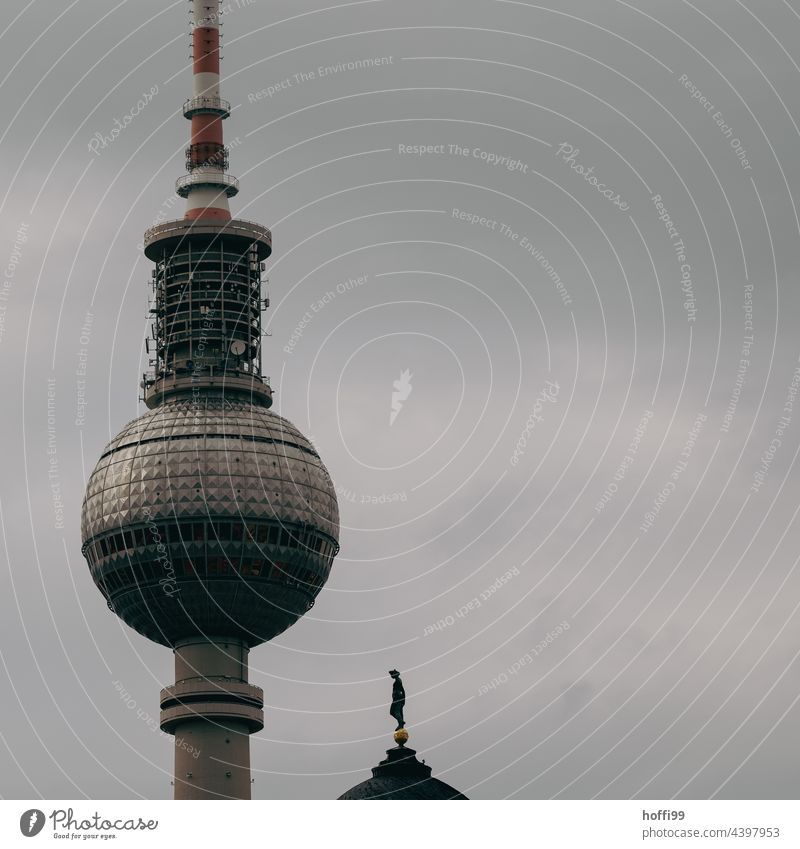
(81, 0), (340, 799)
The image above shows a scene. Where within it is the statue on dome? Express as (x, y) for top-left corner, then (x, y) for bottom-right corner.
(388, 670), (406, 731)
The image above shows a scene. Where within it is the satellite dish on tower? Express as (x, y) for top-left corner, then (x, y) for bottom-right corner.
(230, 339), (247, 356)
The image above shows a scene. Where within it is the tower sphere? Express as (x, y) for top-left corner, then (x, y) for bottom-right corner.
(81, 396), (339, 647)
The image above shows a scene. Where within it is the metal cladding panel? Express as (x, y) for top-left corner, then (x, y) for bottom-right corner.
(81, 398), (339, 541)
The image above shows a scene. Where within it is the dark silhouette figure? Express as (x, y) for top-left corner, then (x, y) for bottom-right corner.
(389, 670), (405, 729)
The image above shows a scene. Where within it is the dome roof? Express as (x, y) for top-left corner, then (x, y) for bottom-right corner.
(338, 745), (468, 800)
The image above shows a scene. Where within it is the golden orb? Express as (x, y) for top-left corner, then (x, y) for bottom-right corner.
(393, 728), (409, 746)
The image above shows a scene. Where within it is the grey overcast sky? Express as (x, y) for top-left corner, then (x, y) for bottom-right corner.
(1, 0), (799, 800)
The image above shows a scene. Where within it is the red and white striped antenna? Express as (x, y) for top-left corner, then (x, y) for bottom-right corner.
(177, 0), (238, 221)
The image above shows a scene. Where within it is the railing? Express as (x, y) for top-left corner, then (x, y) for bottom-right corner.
(143, 217), (272, 247)
(160, 679), (263, 706)
(182, 96), (231, 118)
(175, 169), (239, 198)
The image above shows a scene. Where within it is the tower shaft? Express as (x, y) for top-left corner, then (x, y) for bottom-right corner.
(152, 1), (267, 800)
(160, 638), (264, 800)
